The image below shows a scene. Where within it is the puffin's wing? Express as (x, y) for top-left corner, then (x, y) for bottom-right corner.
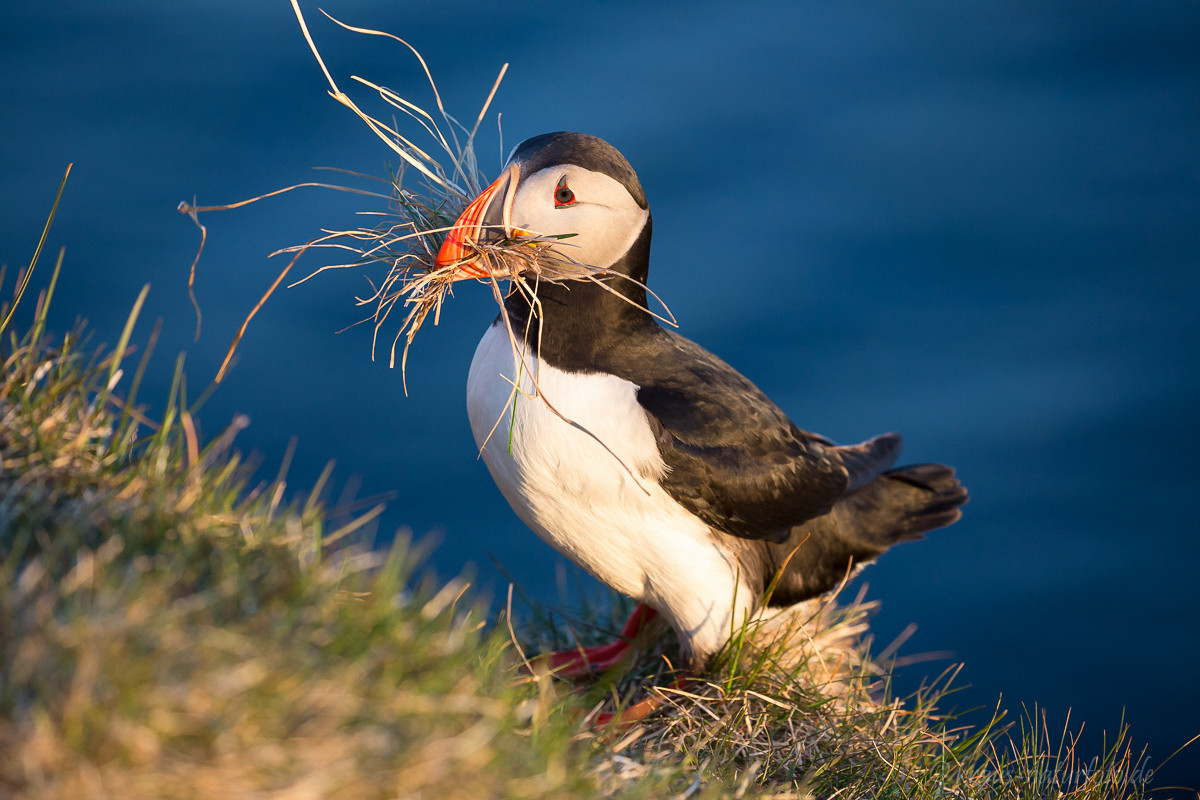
(630, 332), (902, 543)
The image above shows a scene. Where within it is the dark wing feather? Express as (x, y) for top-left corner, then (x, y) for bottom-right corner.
(623, 329), (900, 543)
(837, 432), (904, 490)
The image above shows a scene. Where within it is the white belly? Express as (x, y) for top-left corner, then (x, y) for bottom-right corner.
(465, 321), (751, 658)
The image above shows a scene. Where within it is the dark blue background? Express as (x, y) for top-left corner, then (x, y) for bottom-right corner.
(3, 1), (1197, 788)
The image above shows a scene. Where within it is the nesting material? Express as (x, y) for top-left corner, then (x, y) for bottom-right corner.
(180, 3), (672, 394)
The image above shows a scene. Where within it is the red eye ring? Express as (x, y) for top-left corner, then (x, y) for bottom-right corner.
(554, 175), (576, 207)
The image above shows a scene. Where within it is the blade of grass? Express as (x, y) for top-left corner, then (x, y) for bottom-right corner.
(93, 284), (149, 419)
(0, 163), (72, 339)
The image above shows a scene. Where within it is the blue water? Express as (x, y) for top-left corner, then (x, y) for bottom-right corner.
(3, 1), (1198, 787)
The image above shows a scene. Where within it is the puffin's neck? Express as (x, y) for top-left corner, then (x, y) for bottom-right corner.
(502, 216), (657, 373)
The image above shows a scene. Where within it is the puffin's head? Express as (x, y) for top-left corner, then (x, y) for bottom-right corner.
(435, 132), (649, 279)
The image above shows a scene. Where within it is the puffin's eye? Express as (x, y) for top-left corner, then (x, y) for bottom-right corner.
(553, 175), (576, 207)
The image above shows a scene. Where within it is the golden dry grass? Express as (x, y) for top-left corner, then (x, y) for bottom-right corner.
(0, 230), (1178, 797)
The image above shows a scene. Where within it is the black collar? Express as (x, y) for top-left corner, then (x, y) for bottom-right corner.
(502, 216), (657, 374)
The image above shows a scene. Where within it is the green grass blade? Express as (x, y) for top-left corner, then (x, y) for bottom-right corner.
(93, 283), (149, 419)
(0, 163), (72, 338)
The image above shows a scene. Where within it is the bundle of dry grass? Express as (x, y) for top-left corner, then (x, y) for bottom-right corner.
(179, 2), (672, 397)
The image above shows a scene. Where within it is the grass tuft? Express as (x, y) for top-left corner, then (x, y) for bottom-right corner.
(2, 181), (680, 800)
(519, 587), (1174, 798)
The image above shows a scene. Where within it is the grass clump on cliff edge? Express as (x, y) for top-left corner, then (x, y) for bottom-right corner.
(0, 174), (676, 800)
(1, 173), (1179, 798)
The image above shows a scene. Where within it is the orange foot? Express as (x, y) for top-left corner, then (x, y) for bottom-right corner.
(593, 677), (692, 729)
(539, 603), (658, 677)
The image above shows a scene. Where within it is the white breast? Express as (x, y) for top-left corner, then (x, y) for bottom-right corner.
(465, 321), (754, 659)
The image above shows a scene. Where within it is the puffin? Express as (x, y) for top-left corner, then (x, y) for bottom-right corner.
(435, 131), (967, 682)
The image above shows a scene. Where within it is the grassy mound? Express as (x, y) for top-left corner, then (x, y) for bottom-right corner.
(0, 179), (1174, 798)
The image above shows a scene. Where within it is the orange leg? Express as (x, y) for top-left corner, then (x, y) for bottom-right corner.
(542, 603), (658, 677)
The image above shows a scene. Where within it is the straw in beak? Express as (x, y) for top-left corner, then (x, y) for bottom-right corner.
(434, 163), (519, 280)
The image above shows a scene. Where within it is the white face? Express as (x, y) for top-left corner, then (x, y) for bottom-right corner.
(508, 165), (650, 271)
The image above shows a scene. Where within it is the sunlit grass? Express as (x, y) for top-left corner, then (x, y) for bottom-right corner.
(1, 170), (677, 800)
(513, 583), (1173, 799)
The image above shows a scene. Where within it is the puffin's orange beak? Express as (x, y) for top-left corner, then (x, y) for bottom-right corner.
(435, 164), (519, 280)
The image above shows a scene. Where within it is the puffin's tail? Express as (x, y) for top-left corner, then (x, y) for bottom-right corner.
(763, 463), (967, 605)
(868, 462), (969, 543)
